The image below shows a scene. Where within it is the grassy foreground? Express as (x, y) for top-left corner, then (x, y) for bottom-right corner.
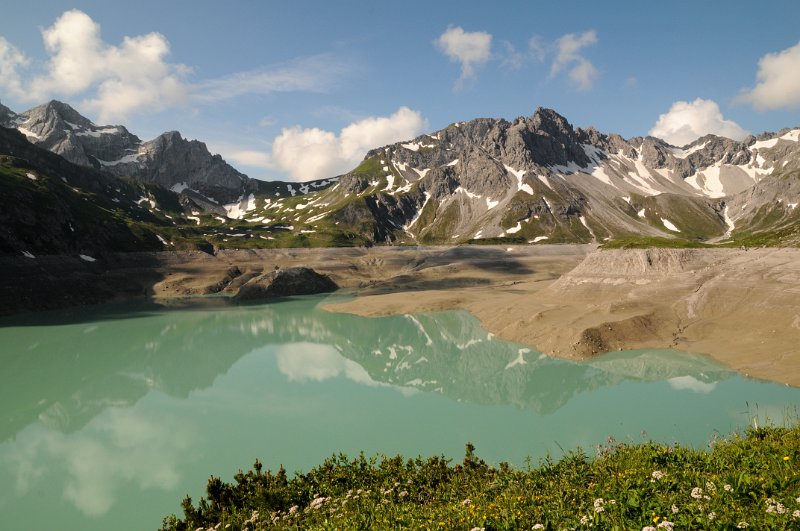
(162, 426), (800, 530)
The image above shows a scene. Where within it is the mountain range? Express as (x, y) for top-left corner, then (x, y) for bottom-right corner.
(1, 99), (799, 257)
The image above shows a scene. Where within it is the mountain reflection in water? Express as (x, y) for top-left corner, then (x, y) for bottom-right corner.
(0, 295), (732, 441)
(0, 295), (796, 531)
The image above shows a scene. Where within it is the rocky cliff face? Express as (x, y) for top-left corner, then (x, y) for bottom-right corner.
(3, 99), (799, 250)
(4, 100), (252, 203)
(308, 107), (800, 245)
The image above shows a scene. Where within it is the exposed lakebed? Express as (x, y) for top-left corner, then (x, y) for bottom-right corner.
(0, 295), (798, 530)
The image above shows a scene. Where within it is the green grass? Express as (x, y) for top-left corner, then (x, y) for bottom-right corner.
(602, 236), (716, 250)
(161, 425), (800, 531)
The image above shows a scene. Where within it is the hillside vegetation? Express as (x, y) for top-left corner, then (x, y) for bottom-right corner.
(162, 424), (800, 530)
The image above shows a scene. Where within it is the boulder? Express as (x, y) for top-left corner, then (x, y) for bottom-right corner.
(234, 266), (337, 301)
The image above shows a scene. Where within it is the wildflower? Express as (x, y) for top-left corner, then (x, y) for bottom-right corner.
(288, 505), (298, 515)
(737, 522), (749, 528)
(724, 484), (732, 492)
(532, 525), (545, 530)
(690, 487), (704, 499)
(651, 470), (665, 481)
(777, 503), (787, 514)
(706, 481), (716, 492)
(671, 504), (679, 513)
(469, 527), (484, 531)
(642, 527), (656, 531)
(657, 522), (674, 530)
(462, 498), (472, 506)
(310, 496), (328, 510)
(797, 496), (800, 503)
(399, 490), (408, 497)
(708, 512), (717, 521)
(594, 498), (605, 513)
(793, 510), (800, 518)
(784, 456), (790, 461)
(580, 515), (590, 525)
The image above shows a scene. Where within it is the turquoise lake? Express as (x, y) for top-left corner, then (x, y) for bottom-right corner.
(1, 294), (799, 530)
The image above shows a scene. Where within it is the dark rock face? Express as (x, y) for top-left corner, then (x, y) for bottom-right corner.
(10, 100), (252, 198)
(234, 267), (338, 301)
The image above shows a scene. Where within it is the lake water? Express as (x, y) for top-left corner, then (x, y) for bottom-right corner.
(1, 294), (799, 530)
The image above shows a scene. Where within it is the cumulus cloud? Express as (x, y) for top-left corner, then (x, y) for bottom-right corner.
(649, 98), (750, 146)
(551, 30), (599, 91)
(434, 26), (492, 88)
(271, 107), (427, 182)
(735, 41), (800, 110)
(0, 10), (354, 123)
(227, 150), (273, 170)
(0, 10), (190, 122)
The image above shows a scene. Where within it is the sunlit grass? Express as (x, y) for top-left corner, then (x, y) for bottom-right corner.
(162, 425), (800, 530)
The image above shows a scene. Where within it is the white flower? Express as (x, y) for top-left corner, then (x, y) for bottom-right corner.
(691, 487), (704, 499)
(708, 512), (717, 521)
(737, 523), (749, 528)
(399, 490), (408, 497)
(793, 510), (800, 518)
(310, 496), (328, 510)
(594, 498), (605, 512)
(469, 527), (485, 531)
(462, 498), (472, 506)
(642, 527), (656, 531)
(657, 522), (674, 530)
(706, 481), (716, 491)
(777, 503), (787, 514)
(532, 525), (545, 530)
(724, 484), (733, 492)
(651, 470), (665, 480)
(580, 515), (590, 525)
(288, 505), (298, 515)
(767, 505), (776, 513)
(671, 504), (679, 514)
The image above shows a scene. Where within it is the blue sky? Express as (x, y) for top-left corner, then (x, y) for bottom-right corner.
(1, 1), (800, 182)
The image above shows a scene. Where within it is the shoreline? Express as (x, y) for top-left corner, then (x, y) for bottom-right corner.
(2, 244), (799, 387)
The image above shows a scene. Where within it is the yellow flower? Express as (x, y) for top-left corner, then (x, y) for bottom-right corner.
(784, 456), (790, 461)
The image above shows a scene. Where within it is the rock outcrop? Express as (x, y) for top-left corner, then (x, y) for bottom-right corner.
(6, 100), (252, 202)
(234, 266), (338, 301)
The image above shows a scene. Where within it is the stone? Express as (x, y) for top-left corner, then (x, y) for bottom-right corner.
(234, 267), (338, 301)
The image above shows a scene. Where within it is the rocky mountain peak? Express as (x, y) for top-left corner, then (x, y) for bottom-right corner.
(529, 107), (575, 137)
(4, 100), (252, 200)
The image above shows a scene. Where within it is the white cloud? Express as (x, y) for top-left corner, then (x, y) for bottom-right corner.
(0, 10), (190, 123)
(736, 41), (800, 110)
(528, 35), (546, 62)
(36, 10), (190, 122)
(272, 107), (427, 182)
(227, 149), (273, 169)
(0, 10), (354, 124)
(0, 37), (30, 99)
(649, 98), (749, 146)
(434, 26), (492, 88)
(192, 54), (354, 103)
(568, 58), (598, 92)
(550, 30), (599, 90)
(501, 41), (525, 70)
